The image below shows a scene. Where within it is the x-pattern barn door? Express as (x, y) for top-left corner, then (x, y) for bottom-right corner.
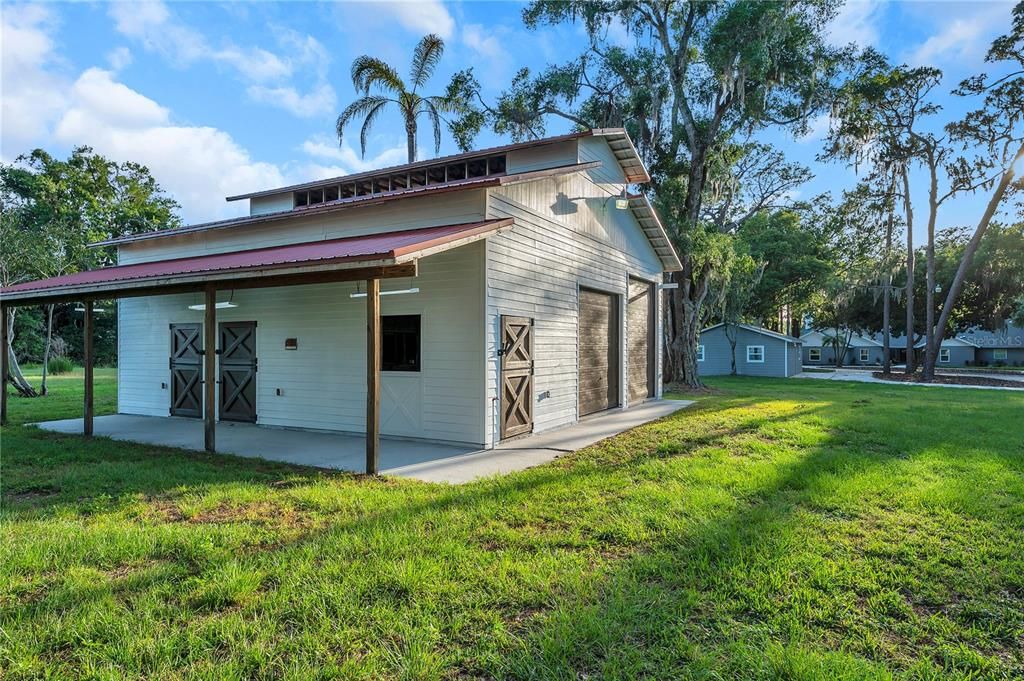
(170, 323), (203, 418)
(219, 321), (257, 423)
(500, 315), (534, 440)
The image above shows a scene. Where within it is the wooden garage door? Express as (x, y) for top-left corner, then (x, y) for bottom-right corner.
(627, 278), (654, 403)
(218, 321), (257, 423)
(579, 288), (620, 416)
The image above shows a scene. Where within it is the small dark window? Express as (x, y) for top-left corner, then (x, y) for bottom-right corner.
(375, 176), (391, 193)
(308, 188), (324, 205)
(340, 183), (356, 199)
(467, 158), (488, 178)
(427, 166), (446, 184)
(356, 180), (373, 196)
(488, 155), (506, 175)
(382, 315), (421, 372)
(392, 173), (409, 189)
(446, 162), (466, 181)
(325, 185), (339, 202)
(409, 170), (427, 187)
(294, 191), (308, 207)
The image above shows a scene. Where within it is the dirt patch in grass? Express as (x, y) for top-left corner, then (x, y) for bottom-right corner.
(872, 372), (1024, 388)
(149, 499), (315, 530)
(4, 487), (60, 504)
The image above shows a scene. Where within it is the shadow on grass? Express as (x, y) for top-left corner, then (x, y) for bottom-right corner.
(3, 377), (1023, 678)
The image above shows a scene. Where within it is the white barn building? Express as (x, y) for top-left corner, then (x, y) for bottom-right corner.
(1, 130), (682, 470)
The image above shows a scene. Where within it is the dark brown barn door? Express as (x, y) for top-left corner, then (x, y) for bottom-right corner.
(500, 315), (533, 440)
(219, 321), (257, 423)
(170, 323), (203, 418)
(627, 278), (654, 403)
(579, 288), (620, 417)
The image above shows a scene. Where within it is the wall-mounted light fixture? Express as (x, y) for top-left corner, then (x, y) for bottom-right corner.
(74, 306), (108, 313)
(349, 287), (420, 299)
(658, 283), (679, 290)
(603, 188), (630, 212)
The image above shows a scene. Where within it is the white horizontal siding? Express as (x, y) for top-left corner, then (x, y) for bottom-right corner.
(250, 193), (293, 216)
(484, 179), (664, 447)
(506, 140), (578, 173)
(118, 190), (487, 265)
(118, 241), (486, 445)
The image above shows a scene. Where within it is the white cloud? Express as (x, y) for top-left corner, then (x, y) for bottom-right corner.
(797, 113), (832, 144)
(0, 4), (69, 159)
(827, 0), (885, 48)
(907, 4), (1011, 68)
(53, 68), (284, 222)
(381, 0), (454, 39)
(462, 23), (502, 60)
(299, 135), (408, 173)
(108, 0), (336, 115)
(248, 83), (337, 118)
(106, 46), (133, 71)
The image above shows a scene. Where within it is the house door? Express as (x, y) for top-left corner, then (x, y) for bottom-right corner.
(500, 315), (534, 440)
(169, 323), (203, 418)
(579, 288), (620, 416)
(218, 321), (257, 423)
(627, 278), (654, 403)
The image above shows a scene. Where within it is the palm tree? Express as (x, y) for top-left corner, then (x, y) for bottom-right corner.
(336, 34), (457, 163)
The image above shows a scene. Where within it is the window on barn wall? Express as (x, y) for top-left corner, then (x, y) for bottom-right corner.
(940, 348), (950, 363)
(696, 344), (704, 362)
(994, 349), (1008, 361)
(382, 315), (421, 372)
(808, 348), (821, 362)
(859, 348), (870, 362)
(746, 345), (764, 363)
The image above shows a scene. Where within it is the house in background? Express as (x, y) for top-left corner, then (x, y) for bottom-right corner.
(1, 129), (682, 469)
(800, 329), (884, 366)
(698, 323), (803, 377)
(959, 324), (1024, 366)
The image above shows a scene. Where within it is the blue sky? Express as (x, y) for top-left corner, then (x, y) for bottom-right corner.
(1, 0), (1017, 235)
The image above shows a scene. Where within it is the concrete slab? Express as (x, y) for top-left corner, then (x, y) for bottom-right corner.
(794, 369), (1024, 391)
(34, 399), (693, 484)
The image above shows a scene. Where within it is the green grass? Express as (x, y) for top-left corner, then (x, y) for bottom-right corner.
(2, 369), (1023, 680)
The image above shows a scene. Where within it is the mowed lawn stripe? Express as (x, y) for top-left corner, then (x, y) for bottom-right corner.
(1, 369), (1022, 679)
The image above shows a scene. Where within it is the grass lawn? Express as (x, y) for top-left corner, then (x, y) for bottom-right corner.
(2, 369), (1023, 679)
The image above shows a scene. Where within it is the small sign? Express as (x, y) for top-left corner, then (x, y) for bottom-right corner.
(285, 338), (298, 350)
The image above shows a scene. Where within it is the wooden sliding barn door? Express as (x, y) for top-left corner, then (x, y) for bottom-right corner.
(218, 321), (257, 423)
(500, 315), (534, 440)
(170, 323), (203, 418)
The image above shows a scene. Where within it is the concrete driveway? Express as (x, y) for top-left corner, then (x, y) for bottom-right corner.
(35, 399), (693, 484)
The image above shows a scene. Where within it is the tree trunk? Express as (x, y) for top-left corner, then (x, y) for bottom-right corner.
(40, 304), (54, 396)
(930, 141), (1024, 367)
(726, 325), (738, 375)
(922, 154), (939, 381)
(669, 282), (704, 389)
(405, 119), (417, 163)
(902, 167), (915, 375)
(5, 309), (38, 397)
(882, 204), (893, 374)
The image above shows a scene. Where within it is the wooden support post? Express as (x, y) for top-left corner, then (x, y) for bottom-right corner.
(83, 301), (94, 436)
(366, 278), (381, 475)
(204, 287), (217, 453)
(1, 305), (8, 426)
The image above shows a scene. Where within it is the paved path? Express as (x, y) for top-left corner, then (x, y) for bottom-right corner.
(36, 399), (694, 484)
(796, 369), (1024, 391)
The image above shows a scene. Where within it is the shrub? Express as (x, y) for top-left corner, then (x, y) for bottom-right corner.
(46, 356), (75, 375)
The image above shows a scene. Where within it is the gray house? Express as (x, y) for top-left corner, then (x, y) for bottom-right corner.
(800, 329), (884, 366)
(699, 323), (803, 377)
(960, 325), (1024, 366)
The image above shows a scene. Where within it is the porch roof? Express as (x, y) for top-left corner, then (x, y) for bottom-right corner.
(0, 219), (511, 306)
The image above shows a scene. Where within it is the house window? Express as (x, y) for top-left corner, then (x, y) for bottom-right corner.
(746, 345), (765, 363)
(993, 349), (1008, 361)
(382, 315), (421, 372)
(939, 348), (951, 363)
(859, 348), (870, 363)
(808, 348), (821, 362)
(697, 344), (705, 362)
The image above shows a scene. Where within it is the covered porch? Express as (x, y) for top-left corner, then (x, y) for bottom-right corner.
(34, 399), (691, 483)
(1, 220), (511, 475)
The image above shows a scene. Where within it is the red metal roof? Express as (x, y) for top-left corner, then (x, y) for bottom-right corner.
(1, 220), (510, 299)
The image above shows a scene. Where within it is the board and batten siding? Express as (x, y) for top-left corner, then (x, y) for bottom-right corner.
(117, 190), (488, 265)
(483, 182), (664, 448)
(118, 241), (486, 445)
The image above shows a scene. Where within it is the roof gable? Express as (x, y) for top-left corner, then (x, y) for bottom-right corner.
(703, 322), (801, 343)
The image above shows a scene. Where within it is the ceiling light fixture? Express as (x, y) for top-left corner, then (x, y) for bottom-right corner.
(187, 301), (238, 311)
(349, 287), (420, 299)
